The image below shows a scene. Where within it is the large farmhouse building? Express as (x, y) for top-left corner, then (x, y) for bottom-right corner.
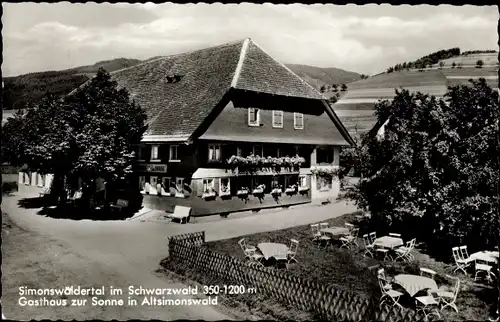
(19, 38), (354, 217)
(111, 38), (354, 216)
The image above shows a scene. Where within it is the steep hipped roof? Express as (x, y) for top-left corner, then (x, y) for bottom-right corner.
(108, 38), (347, 143)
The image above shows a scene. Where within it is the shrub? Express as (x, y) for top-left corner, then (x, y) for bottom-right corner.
(2, 181), (18, 194)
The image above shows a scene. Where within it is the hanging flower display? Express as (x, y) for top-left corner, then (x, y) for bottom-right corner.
(310, 167), (338, 177)
(227, 154), (306, 172)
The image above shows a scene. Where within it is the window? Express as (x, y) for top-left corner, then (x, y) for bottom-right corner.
(176, 177), (184, 191)
(317, 176), (333, 191)
(317, 147), (334, 164)
(137, 145), (147, 160)
(236, 146), (242, 157)
(294, 112), (304, 129)
(162, 177), (171, 194)
(276, 148), (281, 158)
(220, 178), (230, 195)
(202, 178), (215, 193)
(248, 108), (260, 126)
(169, 145), (179, 161)
(139, 176), (146, 191)
(151, 145), (159, 161)
(208, 144), (221, 161)
(272, 110), (283, 128)
(253, 145), (263, 157)
(299, 175), (307, 188)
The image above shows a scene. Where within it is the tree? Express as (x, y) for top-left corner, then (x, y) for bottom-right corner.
(341, 84), (348, 91)
(457, 62), (463, 69)
(320, 85), (326, 93)
(19, 68), (147, 206)
(340, 79), (499, 255)
(451, 62), (456, 68)
(332, 84), (339, 91)
(2, 109), (27, 166)
(476, 59), (484, 68)
(439, 61), (445, 69)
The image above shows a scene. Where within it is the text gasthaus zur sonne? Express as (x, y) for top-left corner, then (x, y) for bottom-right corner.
(17, 285), (226, 307)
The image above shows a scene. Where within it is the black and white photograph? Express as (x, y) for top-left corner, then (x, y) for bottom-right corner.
(1, 2), (499, 321)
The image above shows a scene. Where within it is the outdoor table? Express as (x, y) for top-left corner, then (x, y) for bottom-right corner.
(469, 251), (499, 264)
(394, 274), (438, 297)
(373, 236), (404, 249)
(320, 226), (350, 236)
(257, 243), (289, 261)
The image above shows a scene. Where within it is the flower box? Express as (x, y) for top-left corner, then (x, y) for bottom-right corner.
(298, 187), (309, 192)
(237, 189), (249, 196)
(252, 188), (264, 195)
(285, 187), (296, 194)
(202, 192), (216, 199)
(271, 188), (282, 195)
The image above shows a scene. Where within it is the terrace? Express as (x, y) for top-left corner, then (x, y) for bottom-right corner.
(163, 211), (498, 321)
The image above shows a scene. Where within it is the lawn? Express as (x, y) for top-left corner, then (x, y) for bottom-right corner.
(348, 70), (446, 90)
(202, 212), (497, 321)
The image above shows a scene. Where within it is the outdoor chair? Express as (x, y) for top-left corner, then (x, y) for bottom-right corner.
(415, 295), (441, 321)
(238, 238), (257, 260)
(378, 276), (403, 310)
(452, 246), (473, 274)
(319, 222), (329, 231)
(436, 275), (460, 313)
(459, 245), (470, 261)
(287, 239), (299, 264)
(474, 259), (493, 283)
(420, 267), (437, 279)
(389, 233), (402, 238)
(340, 227), (359, 249)
(377, 268), (392, 290)
(312, 224), (330, 249)
(311, 224), (321, 241)
(274, 251), (288, 269)
(363, 234), (375, 258)
(369, 231), (377, 244)
(394, 238), (416, 262)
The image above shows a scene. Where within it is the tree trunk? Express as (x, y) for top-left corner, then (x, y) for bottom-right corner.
(51, 173), (66, 204)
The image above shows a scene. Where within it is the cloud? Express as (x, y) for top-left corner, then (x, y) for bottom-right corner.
(2, 3), (497, 76)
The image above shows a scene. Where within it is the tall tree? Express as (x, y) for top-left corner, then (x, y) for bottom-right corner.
(341, 84), (348, 91)
(20, 68), (147, 205)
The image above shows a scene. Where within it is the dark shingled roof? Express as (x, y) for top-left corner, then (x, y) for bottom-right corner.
(109, 38), (328, 141)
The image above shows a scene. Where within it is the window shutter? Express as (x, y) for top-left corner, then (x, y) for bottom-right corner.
(306, 175), (311, 188)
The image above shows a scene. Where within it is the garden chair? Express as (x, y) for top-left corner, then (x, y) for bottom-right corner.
(363, 234), (375, 258)
(340, 227), (359, 249)
(238, 238), (257, 259)
(389, 233), (402, 238)
(436, 275), (460, 313)
(378, 276), (404, 310)
(474, 259), (493, 283)
(451, 246), (473, 274)
(459, 245), (470, 261)
(420, 267), (437, 279)
(287, 239), (299, 264)
(369, 231), (377, 244)
(377, 268), (392, 290)
(274, 251), (288, 269)
(415, 295), (441, 321)
(311, 224), (321, 241)
(394, 238), (416, 262)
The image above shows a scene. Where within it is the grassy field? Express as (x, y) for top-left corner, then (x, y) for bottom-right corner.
(202, 212), (497, 321)
(440, 67), (498, 77)
(439, 53), (498, 67)
(348, 70), (446, 90)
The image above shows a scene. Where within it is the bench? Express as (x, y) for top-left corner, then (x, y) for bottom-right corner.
(168, 205), (191, 224)
(110, 199), (129, 212)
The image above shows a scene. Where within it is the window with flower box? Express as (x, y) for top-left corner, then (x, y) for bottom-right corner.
(220, 178), (231, 196)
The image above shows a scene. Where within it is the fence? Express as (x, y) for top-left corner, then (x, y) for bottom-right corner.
(168, 232), (427, 322)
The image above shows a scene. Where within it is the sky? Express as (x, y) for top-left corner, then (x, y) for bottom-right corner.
(2, 3), (498, 77)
